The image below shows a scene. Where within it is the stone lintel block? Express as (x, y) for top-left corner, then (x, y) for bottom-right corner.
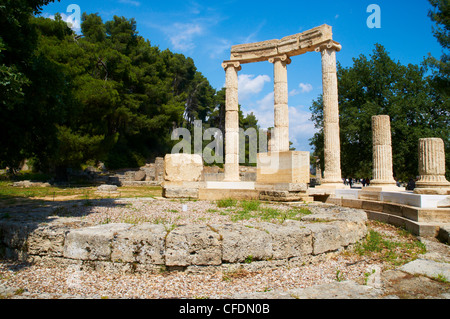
(230, 25), (334, 63)
(165, 225), (222, 266)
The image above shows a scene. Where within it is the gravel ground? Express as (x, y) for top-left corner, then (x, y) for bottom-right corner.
(48, 198), (341, 227)
(0, 199), (444, 299)
(0, 254), (377, 299)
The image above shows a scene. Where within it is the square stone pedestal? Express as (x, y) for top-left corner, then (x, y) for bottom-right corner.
(256, 151), (310, 184)
(359, 185), (405, 200)
(256, 151), (312, 202)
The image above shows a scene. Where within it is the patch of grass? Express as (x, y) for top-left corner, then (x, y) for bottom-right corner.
(244, 255), (254, 264)
(432, 274), (449, 283)
(229, 203), (312, 223)
(353, 227), (427, 267)
(216, 198), (237, 208)
(0, 180), (162, 207)
(239, 200), (261, 212)
(335, 269), (345, 282)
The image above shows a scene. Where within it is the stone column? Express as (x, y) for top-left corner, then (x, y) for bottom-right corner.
(370, 115), (396, 187)
(415, 138), (450, 194)
(222, 61), (241, 182)
(316, 41), (343, 186)
(269, 54), (291, 152)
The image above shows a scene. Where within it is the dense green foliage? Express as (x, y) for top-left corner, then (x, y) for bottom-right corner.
(425, 0), (449, 97)
(0, 1), (259, 178)
(310, 44), (450, 181)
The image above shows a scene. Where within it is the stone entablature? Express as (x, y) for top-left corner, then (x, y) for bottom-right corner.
(228, 24), (338, 64)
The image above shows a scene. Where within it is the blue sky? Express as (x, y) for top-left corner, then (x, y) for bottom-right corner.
(40, 0), (443, 152)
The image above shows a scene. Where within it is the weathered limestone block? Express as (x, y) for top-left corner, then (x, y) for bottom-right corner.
(302, 223), (342, 255)
(27, 224), (70, 257)
(254, 222), (313, 259)
(0, 221), (32, 250)
(111, 224), (166, 265)
(164, 153), (203, 182)
(163, 181), (200, 199)
(332, 221), (367, 247)
(134, 170), (146, 181)
(12, 181), (51, 188)
(165, 225), (222, 266)
(212, 224), (272, 263)
(97, 184), (118, 192)
(64, 224), (132, 261)
(259, 190), (310, 202)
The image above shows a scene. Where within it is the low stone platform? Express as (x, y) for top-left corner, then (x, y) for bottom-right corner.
(0, 204), (367, 274)
(323, 196), (450, 238)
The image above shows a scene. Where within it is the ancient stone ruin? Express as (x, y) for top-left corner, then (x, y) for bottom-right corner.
(162, 24), (449, 239)
(221, 24), (343, 189)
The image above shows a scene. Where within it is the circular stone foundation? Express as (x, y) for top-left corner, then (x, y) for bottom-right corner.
(0, 201), (368, 273)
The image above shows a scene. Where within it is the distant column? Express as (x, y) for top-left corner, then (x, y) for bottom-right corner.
(370, 115), (396, 186)
(269, 54), (291, 152)
(415, 138), (450, 194)
(222, 61), (241, 182)
(316, 41), (343, 186)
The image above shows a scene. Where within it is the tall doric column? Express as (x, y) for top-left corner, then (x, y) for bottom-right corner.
(370, 115), (396, 186)
(414, 138), (450, 194)
(269, 54), (291, 152)
(222, 61), (241, 182)
(316, 41), (343, 186)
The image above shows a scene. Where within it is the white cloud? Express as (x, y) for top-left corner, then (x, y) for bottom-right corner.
(43, 12), (80, 32)
(208, 38), (232, 59)
(168, 23), (203, 51)
(289, 82), (314, 96)
(299, 83), (313, 93)
(118, 0), (141, 6)
(245, 92), (274, 129)
(238, 74), (271, 100)
(288, 106), (317, 151)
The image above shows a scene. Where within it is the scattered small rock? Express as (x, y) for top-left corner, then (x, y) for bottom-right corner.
(97, 184), (118, 192)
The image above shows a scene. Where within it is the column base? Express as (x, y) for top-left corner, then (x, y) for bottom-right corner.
(363, 185), (405, 192)
(316, 182), (349, 189)
(414, 187), (450, 195)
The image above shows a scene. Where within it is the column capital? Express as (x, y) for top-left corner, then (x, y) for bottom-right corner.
(314, 40), (342, 53)
(268, 54), (291, 65)
(222, 60), (242, 71)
